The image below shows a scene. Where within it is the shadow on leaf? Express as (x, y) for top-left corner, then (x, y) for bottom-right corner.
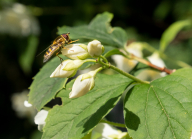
(77, 95), (121, 134)
(124, 87), (140, 131)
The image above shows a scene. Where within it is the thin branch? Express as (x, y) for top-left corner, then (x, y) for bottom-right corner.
(128, 54), (176, 74)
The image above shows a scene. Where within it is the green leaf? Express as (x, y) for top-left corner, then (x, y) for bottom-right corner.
(28, 55), (68, 110)
(58, 12), (128, 48)
(55, 81), (74, 106)
(81, 132), (92, 139)
(19, 35), (39, 74)
(104, 48), (125, 58)
(42, 74), (133, 139)
(103, 45), (115, 54)
(160, 20), (191, 52)
(78, 62), (96, 70)
(124, 68), (192, 139)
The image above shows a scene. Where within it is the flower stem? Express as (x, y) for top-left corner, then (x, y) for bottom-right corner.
(99, 60), (150, 84)
(125, 54), (175, 74)
(100, 119), (126, 128)
(95, 67), (103, 73)
(85, 59), (97, 63)
(99, 55), (108, 64)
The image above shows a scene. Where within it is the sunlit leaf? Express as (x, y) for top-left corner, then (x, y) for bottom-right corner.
(104, 49), (125, 58)
(28, 55), (67, 110)
(42, 74), (133, 139)
(124, 68), (192, 139)
(58, 12), (128, 48)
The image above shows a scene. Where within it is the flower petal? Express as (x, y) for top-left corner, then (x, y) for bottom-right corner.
(112, 54), (137, 72)
(34, 110), (48, 125)
(24, 100), (32, 107)
(92, 123), (119, 139)
(61, 44), (89, 60)
(50, 60), (75, 78)
(69, 75), (92, 98)
(147, 52), (166, 68)
(126, 42), (143, 58)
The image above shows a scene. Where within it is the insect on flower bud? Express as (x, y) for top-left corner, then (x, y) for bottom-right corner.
(50, 60), (84, 78)
(69, 70), (97, 98)
(87, 40), (104, 57)
(61, 44), (90, 60)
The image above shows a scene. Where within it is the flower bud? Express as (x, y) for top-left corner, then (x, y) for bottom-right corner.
(34, 110), (48, 131)
(69, 70), (97, 98)
(50, 60), (84, 78)
(61, 44), (90, 60)
(87, 40), (104, 57)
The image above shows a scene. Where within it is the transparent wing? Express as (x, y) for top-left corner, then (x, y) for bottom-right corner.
(43, 44), (60, 63)
(36, 44), (53, 57)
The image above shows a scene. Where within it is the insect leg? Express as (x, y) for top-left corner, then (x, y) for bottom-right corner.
(68, 39), (79, 44)
(56, 48), (63, 64)
(62, 46), (74, 52)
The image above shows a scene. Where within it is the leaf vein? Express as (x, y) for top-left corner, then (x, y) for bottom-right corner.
(151, 86), (176, 139)
(144, 86), (152, 139)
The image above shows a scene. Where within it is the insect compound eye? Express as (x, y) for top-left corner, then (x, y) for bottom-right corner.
(62, 34), (69, 41)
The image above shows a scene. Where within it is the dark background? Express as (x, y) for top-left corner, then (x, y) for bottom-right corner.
(1, 0), (192, 138)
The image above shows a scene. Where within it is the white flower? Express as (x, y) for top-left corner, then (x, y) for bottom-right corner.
(137, 52), (166, 81)
(0, 3), (39, 37)
(24, 100), (32, 107)
(147, 52), (166, 77)
(112, 42), (143, 72)
(126, 42), (143, 57)
(11, 90), (36, 119)
(112, 55), (138, 72)
(87, 40), (104, 57)
(61, 44), (90, 60)
(147, 52), (166, 68)
(50, 59), (84, 78)
(34, 110), (48, 131)
(69, 70), (97, 98)
(136, 69), (164, 81)
(91, 123), (128, 139)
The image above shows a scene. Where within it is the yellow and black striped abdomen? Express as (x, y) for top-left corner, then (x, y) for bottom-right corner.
(43, 44), (60, 63)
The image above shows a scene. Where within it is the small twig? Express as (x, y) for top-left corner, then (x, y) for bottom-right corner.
(128, 54), (176, 74)
(98, 59), (150, 84)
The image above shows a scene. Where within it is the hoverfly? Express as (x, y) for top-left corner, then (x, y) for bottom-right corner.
(42, 33), (78, 63)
